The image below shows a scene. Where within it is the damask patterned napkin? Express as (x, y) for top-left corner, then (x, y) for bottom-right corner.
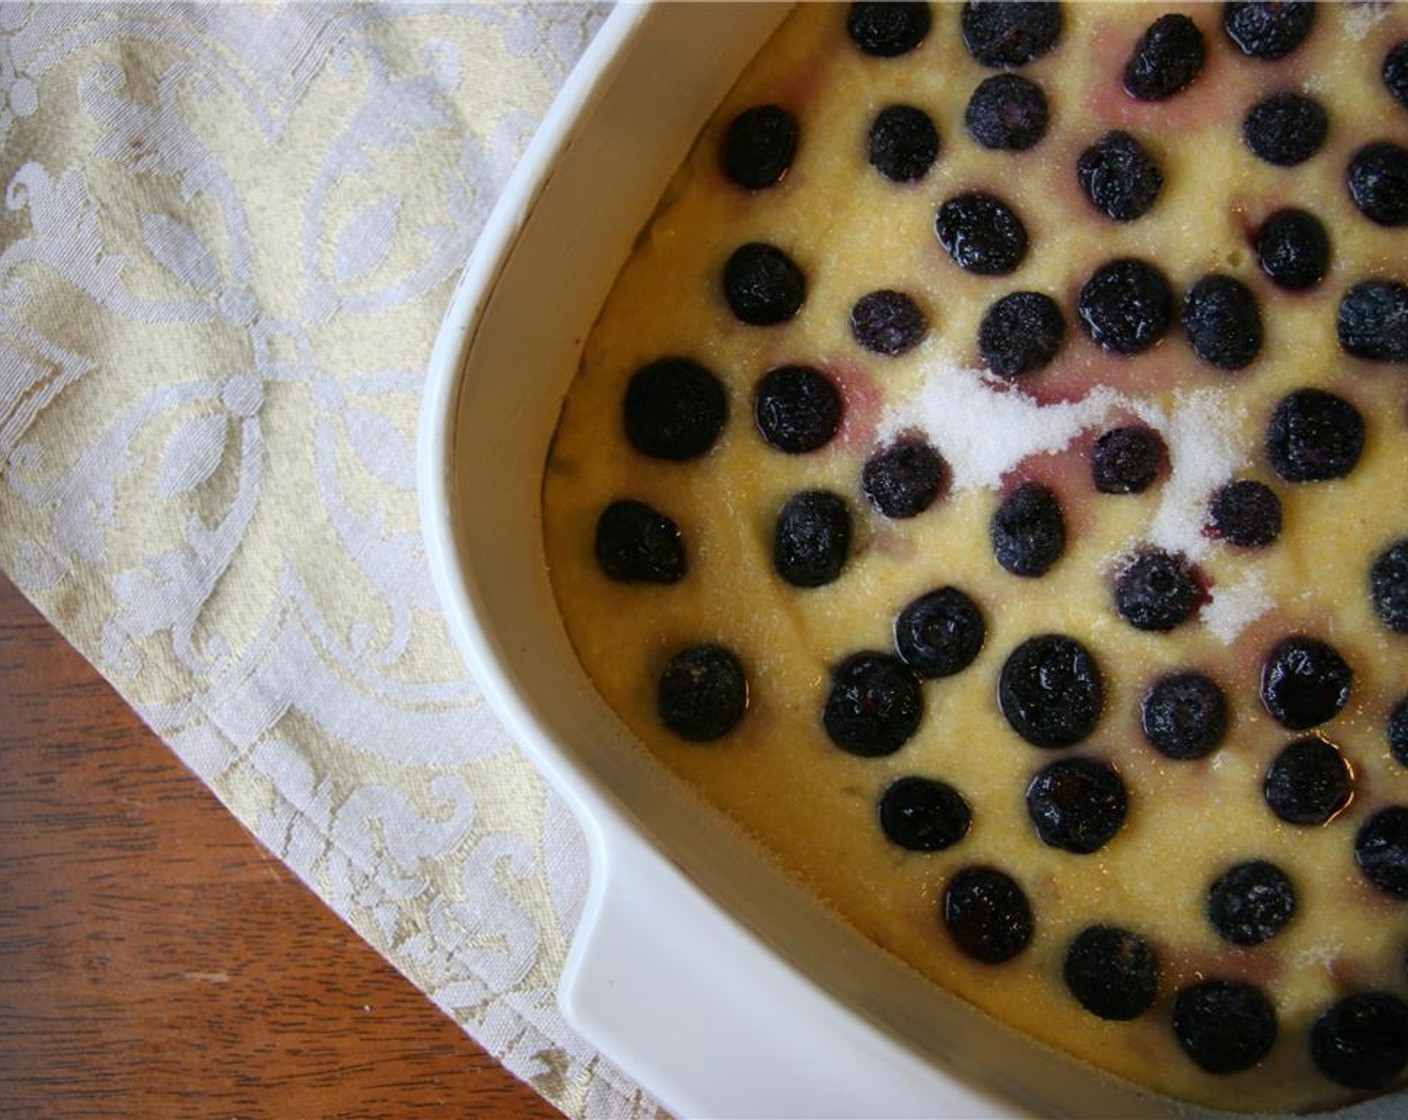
(0, 4), (659, 1116)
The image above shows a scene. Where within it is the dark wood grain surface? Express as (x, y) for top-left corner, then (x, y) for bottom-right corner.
(0, 571), (565, 1120)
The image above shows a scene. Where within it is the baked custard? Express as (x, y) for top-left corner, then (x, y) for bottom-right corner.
(541, 2), (1408, 1111)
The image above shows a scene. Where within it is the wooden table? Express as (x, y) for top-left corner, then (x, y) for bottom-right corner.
(0, 572), (564, 1119)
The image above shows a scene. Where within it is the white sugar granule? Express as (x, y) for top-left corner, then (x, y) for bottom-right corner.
(1202, 568), (1274, 644)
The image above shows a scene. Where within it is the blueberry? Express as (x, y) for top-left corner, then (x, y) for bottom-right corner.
(723, 242), (806, 326)
(721, 105), (798, 190)
(594, 499), (686, 583)
(1371, 539), (1408, 633)
(1141, 672), (1229, 760)
(851, 289), (928, 355)
(1348, 142), (1408, 226)
(1339, 280), (1408, 362)
(1076, 130), (1164, 223)
(935, 192), (1028, 276)
(978, 291), (1065, 378)
(1242, 93), (1327, 167)
(942, 866), (1034, 964)
(823, 651), (923, 757)
(1207, 860), (1296, 946)
(1172, 980), (1278, 1075)
(657, 644), (748, 741)
(1311, 992), (1408, 1091)
(1266, 388), (1365, 483)
(868, 104), (940, 183)
(623, 357), (727, 460)
(878, 775), (972, 851)
(1208, 479), (1281, 547)
(1386, 40), (1408, 110)
(1223, 1), (1316, 60)
(991, 482), (1065, 577)
(847, 1), (931, 57)
(1356, 807), (1408, 899)
(1181, 274), (1264, 370)
(1261, 638), (1352, 732)
(960, 1), (1062, 69)
(1113, 549), (1202, 632)
(1256, 208), (1330, 291)
(1390, 697), (1408, 767)
(894, 586), (986, 678)
(1091, 426), (1163, 495)
(1076, 258), (1174, 355)
(1063, 925), (1160, 1021)
(1264, 737), (1352, 826)
(773, 490), (851, 588)
(999, 634), (1103, 749)
(965, 74), (1049, 151)
(1025, 756), (1127, 854)
(863, 438), (947, 519)
(754, 365), (842, 454)
(1125, 13), (1205, 102)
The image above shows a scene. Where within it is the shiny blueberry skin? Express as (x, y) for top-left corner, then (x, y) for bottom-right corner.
(1141, 672), (1229, 761)
(823, 651), (924, 757)
(942, 866), (1034, 964)
(657, 644), (748, 741)
(1172, 980), (1278, 1075)
(1114, 549), (1202, 632)
(1260, 636), (1353, 731)
(878, 775), (972, 851)
(1208, 479), (1281, 547)
(753, 365), (842, 454)
(847, 1), (932, 57)
(721, 104), (799, 190)
(1242, 93), (1327, 167)
(1125, 13), (1206, 102)
(623, 357), (727, 460)
(851, 289), (928, 355)
(991, 482), (1065, 578)
(1265, 388), (1365, 482)
(1348, 142), (1408, 227)
(1091, 426), (1163, 495)
(1386, 40), (1408, 110)
(1025, 756), (1128, 855)
(936, 192), (1029, 275)
(868, 104), (941, 183)
(1339, 280), (1408, 362)
(1206, 860), (1297, 946)
(723, 242), (806, 326)
(1223, 1), (1316, 60)
(960, 1), (1062, 68)
(999, 634), (1104, 749)
(1077, 130), (1164, 222)
(965, 74), (1049, 151)
(1063, 925), (1160, 1021)
(594, 499), (686, 583)
(773, 489), (852, 588)
(1264, 737), (1353, 825)
(1357, 807), (1408, 899)
(863, 439), (947, 519)
(1181, 274), (1264, 370)
(1372, 539), (1408, 633)
(1256, 208), (1330, 291)
(1311, 992), (1408, 1091)
(894, 587), (986, 679)
(978, 291), (1065, 378)
(1077, 258), (1174, 355)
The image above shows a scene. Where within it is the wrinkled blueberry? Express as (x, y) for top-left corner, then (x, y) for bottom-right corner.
(851, 289), (928, 355)
(1063, 925), (1159, 1021)
(936, 192), (1028, 275)
(1372, 539), (1408, 633)
(657, 644), (748, 741)
(754, 365), (842, 454)
(1256, 208), (1330, 291)
(1261, 637), (1352, 732)
(594, 499), (686, 583)
(848, 1), (931, 57)
(1339, 280), (1408, 362)
(863, 438), (947, 519)
(1386, 40), (1408, 110)
(823, 651), (923, 757)
(1091, 426), (1163, 495)
(1223, 1), (1315, 60)
(1125, 13), (1205, 102)
(1173, 980), (1278, 1074)
(723, 242), (806, 326)
(1181, 274), (1263, 370)
(1077, 258), (1174, 355)
(1141, 672), (1228, 760)
(991, 482), (1065, 577)
(965, 74), (1049, 151)
(1208, 479), (1281, 547)
(960, 1), (1062, 68)
(894, 587), (986, 679)
(878, 775), (972, 851)
(999, 634), (1103, 749)
(1348, 142), (1408, 227)
(1242, 93), (1327, 167)
(1357, 807), (1408, 899)
(978, 291), (1065, 377)
(868, 104), (940, 183)
(774, 490), (851, 588)
(1207, 860), (1296, 946)
(1266, 388), (1365, 482)
(624, 357), (727, 460)
(942, 866), (1034, 964)
(1311, 992), (1408, 1091)
(1264, 737), (1352, 826)
(721, 105), (798, 190)
(1026, 756), (1127, 854)
(1114, 549), (1202, 632)
(1390, 697), (1408, 767)
(1076, 130), (1164, 223)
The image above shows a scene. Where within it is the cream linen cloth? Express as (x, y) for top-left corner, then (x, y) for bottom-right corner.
(0, 3), (661, 1117)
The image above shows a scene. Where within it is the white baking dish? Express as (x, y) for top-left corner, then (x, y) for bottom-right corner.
(416, 5), (1402, 1118)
